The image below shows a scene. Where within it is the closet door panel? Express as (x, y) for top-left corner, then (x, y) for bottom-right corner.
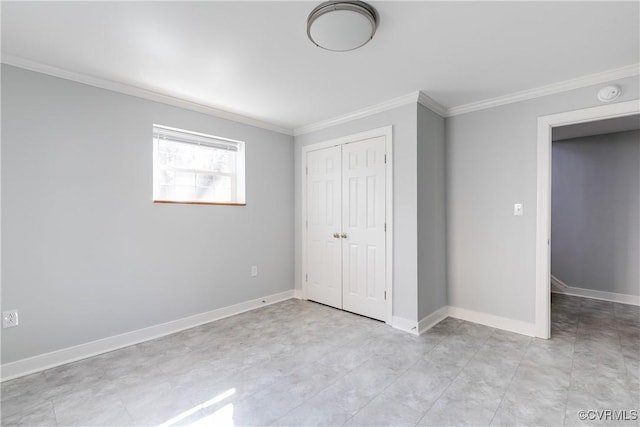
(306, 146), (342, 309)
(341, 136), (386, 321)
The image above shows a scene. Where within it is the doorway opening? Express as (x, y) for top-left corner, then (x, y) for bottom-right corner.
(550, 115), (639, 336)
(535, 100), (639, 339)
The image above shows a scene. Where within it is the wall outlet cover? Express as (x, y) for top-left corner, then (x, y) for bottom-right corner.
(3, 310), (19, 328)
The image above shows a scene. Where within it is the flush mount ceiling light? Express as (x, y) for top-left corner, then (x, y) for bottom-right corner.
(307, 1), (379, 52)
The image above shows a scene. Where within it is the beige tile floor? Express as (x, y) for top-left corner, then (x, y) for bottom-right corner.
(1, 294), (639, 426)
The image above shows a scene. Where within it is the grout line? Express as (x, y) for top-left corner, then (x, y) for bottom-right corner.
(486, 335), (534, 426)
(50, 398), (60, 427)
(339, 321), (453, 427)
(340, 337), (437, 427)
(614, 302), (635, 398)
(409, 329), (453, 427)
(413, 320), (481, 426)
(268, 322), (394, 426)
(561, 299), (581, 426)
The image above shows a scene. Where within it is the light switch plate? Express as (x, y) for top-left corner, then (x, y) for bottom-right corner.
(514, 203), (523, 216)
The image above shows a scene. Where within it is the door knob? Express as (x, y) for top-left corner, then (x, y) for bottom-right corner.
(333, 233), (340, 238)
(341, 233), (348, 239)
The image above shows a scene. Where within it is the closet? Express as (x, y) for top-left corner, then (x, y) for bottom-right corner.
(303, 131), (389, 321)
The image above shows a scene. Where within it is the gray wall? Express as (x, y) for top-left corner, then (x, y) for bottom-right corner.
(446, 76), (639, 324)
(294, 104), (419, 322)
(552, 130), (639, 296)
(1, 65), (294, 363)
(417, 104), (447, 319)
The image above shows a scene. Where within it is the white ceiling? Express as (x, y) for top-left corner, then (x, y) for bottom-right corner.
(2, 1), (639, 132)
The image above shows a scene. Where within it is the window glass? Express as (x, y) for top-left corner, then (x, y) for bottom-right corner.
(152, 125), (245, 205)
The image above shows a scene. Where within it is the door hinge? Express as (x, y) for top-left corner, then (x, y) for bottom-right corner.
(384, 154), (387, 164)
(384, 223), (386, 232)
(384, 291), (387, 300)
(305, 274), (308, 282)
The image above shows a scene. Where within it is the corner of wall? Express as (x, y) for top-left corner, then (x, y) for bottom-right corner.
(416, 104), (448, 321)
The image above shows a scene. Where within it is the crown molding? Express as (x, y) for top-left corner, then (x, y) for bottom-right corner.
(447, 63), (640, 117)
(4, 54), (636, 135)
(294, 90), (447, 136)
(293, 65), (639, 132)
(417, 91), (448, 117)
(293, 91), (420, 136)
(1, 54), (294, 136)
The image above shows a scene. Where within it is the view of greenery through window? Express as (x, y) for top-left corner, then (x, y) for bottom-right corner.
(153, 126), (245, 204)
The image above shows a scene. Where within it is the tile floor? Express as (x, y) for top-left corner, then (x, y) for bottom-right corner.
(1, 294), (639, 427)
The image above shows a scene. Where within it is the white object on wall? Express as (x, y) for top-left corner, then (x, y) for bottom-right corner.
(514, 203), (523, 216)
(597, 85), (622, 103)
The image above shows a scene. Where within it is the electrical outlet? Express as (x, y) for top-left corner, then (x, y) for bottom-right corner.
(251, 266), (258, 277)
(3, 310), (19, 328)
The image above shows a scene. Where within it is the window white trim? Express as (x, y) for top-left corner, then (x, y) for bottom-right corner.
(152, 125), (246, 205)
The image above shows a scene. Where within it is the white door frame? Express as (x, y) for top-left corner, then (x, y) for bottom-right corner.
(301, 125), (394, 324)
(535, 100), (639, 339)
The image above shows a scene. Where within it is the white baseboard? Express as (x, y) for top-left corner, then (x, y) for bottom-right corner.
(2, 290), (562, 381)
(550, 275), (567, 293)
(391, 316), (420, 335)
(418, 306), (449, 334)
(394, 305), (535, 337)
(1, 289), (297, 382)
(551, 275), (639, 306)
(447, 306), (536, 337)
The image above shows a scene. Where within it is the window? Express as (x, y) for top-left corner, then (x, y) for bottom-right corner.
(153, 125), (245, 205)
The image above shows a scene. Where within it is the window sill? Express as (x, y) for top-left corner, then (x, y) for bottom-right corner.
(154, 200), (246, 206)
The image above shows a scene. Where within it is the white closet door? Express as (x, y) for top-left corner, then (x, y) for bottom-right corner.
(306, 146), (343, 309)
(341, 136), (387, 321)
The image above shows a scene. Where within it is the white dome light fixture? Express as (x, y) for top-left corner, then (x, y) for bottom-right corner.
(307, 1), (379, 52)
